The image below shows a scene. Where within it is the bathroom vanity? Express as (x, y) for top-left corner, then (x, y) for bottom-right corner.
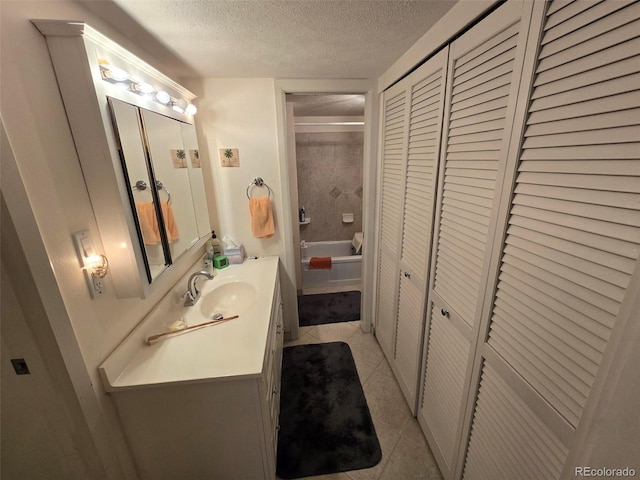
(99, 257), (283, 479)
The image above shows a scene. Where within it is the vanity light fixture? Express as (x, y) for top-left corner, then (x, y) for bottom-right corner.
(73, 230), (108, 297)
(98, 61), (196, 115)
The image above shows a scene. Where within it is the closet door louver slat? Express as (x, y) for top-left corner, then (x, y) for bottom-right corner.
(485, 0), (640, 431)
(463, 364), (569, 480)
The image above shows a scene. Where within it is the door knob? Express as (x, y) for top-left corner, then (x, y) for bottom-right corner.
(441, 308), (449, 317)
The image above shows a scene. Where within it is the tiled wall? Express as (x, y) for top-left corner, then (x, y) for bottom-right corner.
(296, 131), (363, 242)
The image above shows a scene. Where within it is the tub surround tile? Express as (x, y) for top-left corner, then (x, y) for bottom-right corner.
(297, 132), (363, 243)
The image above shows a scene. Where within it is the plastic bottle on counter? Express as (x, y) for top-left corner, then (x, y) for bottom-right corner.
(210, 231), (223, 258)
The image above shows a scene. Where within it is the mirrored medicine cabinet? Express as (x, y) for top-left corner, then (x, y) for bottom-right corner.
(108, 98), (210, 283)
(33, 19), (212, 298)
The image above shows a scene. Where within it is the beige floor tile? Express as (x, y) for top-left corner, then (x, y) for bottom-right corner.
(379, 436), (443, 480)
(348, 336), (385, 371)
(278, 472), (352, 480)
(401, 417), (428, 448)
(284, 332), (321, 347)
(374, 357), (394, 377)
(346, 419), (402, 480)
(307, 321), (359, 343)
(362, 370), (412, 432)
(299, 325), (319, 337)
(302, 284), (361, 295)
(353, 355), (379, 385)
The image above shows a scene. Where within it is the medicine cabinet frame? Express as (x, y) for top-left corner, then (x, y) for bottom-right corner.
(33, 19), (211, 298)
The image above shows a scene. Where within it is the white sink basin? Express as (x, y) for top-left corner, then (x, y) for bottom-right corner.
(199, 281), (258, 317)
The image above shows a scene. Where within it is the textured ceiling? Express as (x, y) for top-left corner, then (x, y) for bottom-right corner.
(110, 0), (457, 79)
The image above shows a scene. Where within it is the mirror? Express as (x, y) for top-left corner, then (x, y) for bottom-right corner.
(108, 97), (210, 283)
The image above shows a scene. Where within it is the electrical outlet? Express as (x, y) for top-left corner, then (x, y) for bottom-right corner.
(93, 276), (105, 295)
(11, 358), (30, 375)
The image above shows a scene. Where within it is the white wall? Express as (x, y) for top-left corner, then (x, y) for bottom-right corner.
(0, 2), (213, 478)
(185, 78), (284, 258)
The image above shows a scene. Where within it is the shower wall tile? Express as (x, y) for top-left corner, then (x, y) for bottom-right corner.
(296, 132), (364, 243)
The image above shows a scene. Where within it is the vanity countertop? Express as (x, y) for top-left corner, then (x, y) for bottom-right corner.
(99, 256), (279, 391)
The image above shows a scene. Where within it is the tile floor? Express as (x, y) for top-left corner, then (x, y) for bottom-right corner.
(281, 286), (443, 480)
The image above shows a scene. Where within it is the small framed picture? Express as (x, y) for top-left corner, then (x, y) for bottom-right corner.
(220, 148), (240, 167)
(171, 149), (188, 168)
(189, 149), (201, 168)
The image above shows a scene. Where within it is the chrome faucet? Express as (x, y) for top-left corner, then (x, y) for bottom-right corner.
(182, 271), (214, 306)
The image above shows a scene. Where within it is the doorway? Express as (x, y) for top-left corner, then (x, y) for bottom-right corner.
(287, 94), (365, 296)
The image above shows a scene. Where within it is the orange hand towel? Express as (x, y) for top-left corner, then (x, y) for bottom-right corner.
(249, 196), (275, 238)
(160, 201), (179, 242)
(135, 202), (160, 245)
(309, 256), (332, 269)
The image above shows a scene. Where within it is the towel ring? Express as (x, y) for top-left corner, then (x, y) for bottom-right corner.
(132, 179), (172, 204)
(246, 177), (273, 199)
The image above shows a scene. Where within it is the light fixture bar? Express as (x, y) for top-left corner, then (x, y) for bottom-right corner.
(98, 63), (197, 116)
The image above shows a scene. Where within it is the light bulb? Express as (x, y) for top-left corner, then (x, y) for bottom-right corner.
(108, 67), (129, 81)
(185, 104), (197, 115)
(172, 104), (185, 113)
(156, 91), (170, 104)
(132, 81), (155, 95)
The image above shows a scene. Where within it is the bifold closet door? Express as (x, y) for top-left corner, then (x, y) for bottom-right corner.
(375, 81), (409, 361)
(463, 1), (640, 479)
(375, 49), (448, 410)
(417, 2), (537, 479)
(394, 49), (448, 408)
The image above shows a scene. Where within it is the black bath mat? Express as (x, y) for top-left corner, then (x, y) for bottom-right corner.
(276, 342), (381, 479)
(297, 291), (361, 327)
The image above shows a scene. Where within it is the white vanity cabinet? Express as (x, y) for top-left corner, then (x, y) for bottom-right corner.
(99, 257), (283, 480)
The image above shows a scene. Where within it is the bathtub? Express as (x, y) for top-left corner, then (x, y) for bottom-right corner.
(301, 240), (362, 289)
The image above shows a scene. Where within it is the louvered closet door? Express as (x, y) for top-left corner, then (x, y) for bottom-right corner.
(418, 2), (535, 479)
(375, 82), (408, 359)
(464, 1), (640, 479)
(394, 49), (448, 410)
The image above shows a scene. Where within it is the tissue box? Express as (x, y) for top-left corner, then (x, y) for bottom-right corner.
(224, 244), (245, 264)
